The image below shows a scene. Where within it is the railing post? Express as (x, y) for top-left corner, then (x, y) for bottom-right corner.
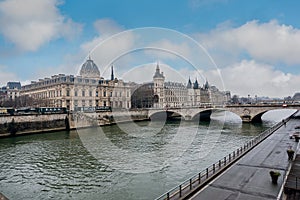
(206, 168), (209, 178)
(213, 164), (215, 172)
(198, 173), (201, 184)
(190, 178), (192, 190)
(167, 192), (170, 200)
(233, 151), (235, 158)
(224, 157), (226, 165)
(179, 185), (182, 197)
(219, 160), (221, 168)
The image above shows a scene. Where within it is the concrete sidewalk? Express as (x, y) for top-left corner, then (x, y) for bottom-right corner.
(190, 118), (300, 200)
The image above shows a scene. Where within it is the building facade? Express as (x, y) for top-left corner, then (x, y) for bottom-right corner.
(20, 58), (131, 111)
(141, 63), (230, 109)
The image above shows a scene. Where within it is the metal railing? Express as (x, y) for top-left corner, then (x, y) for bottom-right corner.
(155, 118), (288, 200)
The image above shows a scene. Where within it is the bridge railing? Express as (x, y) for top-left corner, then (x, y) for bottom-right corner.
(155, 118), (287, 200)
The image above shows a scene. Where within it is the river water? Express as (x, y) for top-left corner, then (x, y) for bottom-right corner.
(0, 110), (295, 200)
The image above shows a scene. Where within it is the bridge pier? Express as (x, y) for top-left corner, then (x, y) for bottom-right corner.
(241, 115), (251, 123)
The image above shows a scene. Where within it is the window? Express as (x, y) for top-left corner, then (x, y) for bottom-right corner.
(96, 91), (98, 97)
(103, 101), (106, 107)
(66, 89), (70, 96)
(75, 90), (78, 96)
(89, 90), (92, 97)
(82, 90), (85, 97)
(103, 91), (106, 97)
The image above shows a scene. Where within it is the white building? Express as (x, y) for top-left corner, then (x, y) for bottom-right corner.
(152, 63), (230, 108)
(20, 58), (131, 111)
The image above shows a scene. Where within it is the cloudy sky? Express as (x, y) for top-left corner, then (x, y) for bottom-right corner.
(0, 0), (299, 98)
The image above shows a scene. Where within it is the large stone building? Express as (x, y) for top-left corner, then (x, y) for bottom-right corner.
(20, 57), (131, 111)
(132, 63), (230, 109)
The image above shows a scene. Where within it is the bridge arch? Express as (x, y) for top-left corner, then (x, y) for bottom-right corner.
(190, 108), (228, 121)
(251, 110), (268, 123)
(149, 110), (184, 121)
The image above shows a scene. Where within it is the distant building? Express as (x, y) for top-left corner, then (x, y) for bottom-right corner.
(0, 82), (21, 102)
(132, 63), (230, 109)
(131, 83), (154, 108)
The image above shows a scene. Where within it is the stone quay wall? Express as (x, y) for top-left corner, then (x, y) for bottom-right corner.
(0, 110), (149, 137)
(0, 114), (68, 136)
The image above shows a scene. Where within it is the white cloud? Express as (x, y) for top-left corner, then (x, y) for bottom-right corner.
(80, 19), (136, 75)
(93, 18), (124, 36)
(121, 63), (189, 84)
(196, 20), (300, 65)
(204, 60), (300, 97)
(0, 0), (82, 51)
(146, 39), (192, 60)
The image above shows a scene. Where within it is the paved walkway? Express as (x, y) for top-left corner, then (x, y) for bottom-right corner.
(190, 116), (300, 200)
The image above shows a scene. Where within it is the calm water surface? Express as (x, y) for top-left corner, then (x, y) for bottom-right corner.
(0, 110), (295, 200)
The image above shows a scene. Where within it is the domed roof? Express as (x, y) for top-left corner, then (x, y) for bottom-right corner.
(80, 57), (100, 78)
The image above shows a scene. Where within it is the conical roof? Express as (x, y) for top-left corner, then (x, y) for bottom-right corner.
(153, 63), (165, 79)
(187, 77), (192, 88)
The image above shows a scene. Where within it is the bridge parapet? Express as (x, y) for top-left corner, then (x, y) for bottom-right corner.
(147, 104), (300, 123)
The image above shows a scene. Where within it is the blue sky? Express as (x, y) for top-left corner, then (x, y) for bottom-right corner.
(0, 0), (300, 97)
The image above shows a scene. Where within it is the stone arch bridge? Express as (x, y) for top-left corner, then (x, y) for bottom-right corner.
(147, 104), (300, 123)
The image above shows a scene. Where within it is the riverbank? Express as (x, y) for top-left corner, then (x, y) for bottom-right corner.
(0, 111), (149, 138)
